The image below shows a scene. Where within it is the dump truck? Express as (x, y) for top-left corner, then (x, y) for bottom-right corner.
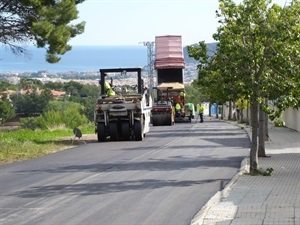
(95, 68), (152, 142)
(151, 35), (194, 126)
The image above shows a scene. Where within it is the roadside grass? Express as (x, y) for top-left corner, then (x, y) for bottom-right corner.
(0, 124), (95, 165)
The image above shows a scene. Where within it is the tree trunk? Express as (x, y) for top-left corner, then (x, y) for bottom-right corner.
(250, 101), (259, 172)
(258, 102), (267, 157)
(239, 99), (244, 123)
(239, 107), (244, 124)
(221, 104), (224, 119)
(209, 102), (211, 117)
(233, 102), (237, 121)
(246, 101), (250, 125)
(228, 101), (232, 120)
(264, 98), (269, 141)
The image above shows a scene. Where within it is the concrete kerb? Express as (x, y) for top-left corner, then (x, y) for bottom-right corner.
(190, 157), (249, 225)
(190, 117), (251, 225)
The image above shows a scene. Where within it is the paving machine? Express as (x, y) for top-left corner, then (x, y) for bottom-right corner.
(151, 35), (194, 125)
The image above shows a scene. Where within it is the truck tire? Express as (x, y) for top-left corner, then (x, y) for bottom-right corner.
(152, 115), (164, 126)
(152, 114), (172, 126)
(97, 123), (106, 142)
(110, 121), (119, 141)
(152, 116), (158, 126)
(134, 120), (143, 141)
(166, 114), (172, 126)
(122, 121), (130, 141)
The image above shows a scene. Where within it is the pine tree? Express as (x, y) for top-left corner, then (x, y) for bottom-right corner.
(0, 0), (86, 63)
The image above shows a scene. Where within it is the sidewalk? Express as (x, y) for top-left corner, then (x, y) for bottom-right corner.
(191, 122), (300, 225)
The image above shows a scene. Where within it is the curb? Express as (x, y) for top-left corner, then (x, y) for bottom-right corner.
(190, 157), (250, 225)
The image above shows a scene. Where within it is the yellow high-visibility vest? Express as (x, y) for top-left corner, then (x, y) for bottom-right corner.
(104, 82), (111, 90)
(104, 82), (115, 96)
(107, 89), (115, 96)
(199, 105), (204, 114)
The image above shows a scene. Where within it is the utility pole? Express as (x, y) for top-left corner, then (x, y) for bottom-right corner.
(139, 41), (155, 94)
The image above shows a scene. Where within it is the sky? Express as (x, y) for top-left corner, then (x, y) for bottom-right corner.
(69, 0), (288, 46)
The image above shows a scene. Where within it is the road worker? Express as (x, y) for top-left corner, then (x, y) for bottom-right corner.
(198, 103), (204, 123)
(175, 102), (181, 117)
(104, 81), (115, 96)
(179, 91), (186, 103)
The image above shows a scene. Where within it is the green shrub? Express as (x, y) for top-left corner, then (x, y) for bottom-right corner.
(18, 101), (89, 130)
(0, 99), (15, 124)
(62, 110), (88, 129)
(274, 118), (285, 127)
(38, 108), (88, 130)
(20, 117), (39, 130)
(45, 100), (84, 114)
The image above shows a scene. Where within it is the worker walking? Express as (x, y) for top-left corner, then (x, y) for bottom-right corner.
(198, 103), (204, 123)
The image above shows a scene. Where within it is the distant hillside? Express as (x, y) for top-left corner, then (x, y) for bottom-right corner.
(183, 42), (218, 64)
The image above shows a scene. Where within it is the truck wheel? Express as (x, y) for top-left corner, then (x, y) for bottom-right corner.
(152, 115), (168, 126)
(152, 116), (158, 126)
(134, 120), (143, 141)
(110, 122), (119, 141)
(97, 123), (106, 142)
(122, 121), (130, 141)
(166, 114), (172, 126)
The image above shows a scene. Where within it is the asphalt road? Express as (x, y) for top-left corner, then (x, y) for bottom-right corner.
(0, 119), (250, 225)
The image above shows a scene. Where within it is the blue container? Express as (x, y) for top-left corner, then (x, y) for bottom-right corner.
(211, 103), (217, 115)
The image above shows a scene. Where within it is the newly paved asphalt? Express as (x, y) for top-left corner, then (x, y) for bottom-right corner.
(191, 120), (300, 225)
(0, 119), (250, 225)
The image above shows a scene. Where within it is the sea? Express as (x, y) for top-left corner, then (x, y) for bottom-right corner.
(0, 45), (148, 73)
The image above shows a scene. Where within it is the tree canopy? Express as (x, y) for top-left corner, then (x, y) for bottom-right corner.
(188, 0), (300, 171)
(0, 0), (86, 63)
(0, 98), (15, 124)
